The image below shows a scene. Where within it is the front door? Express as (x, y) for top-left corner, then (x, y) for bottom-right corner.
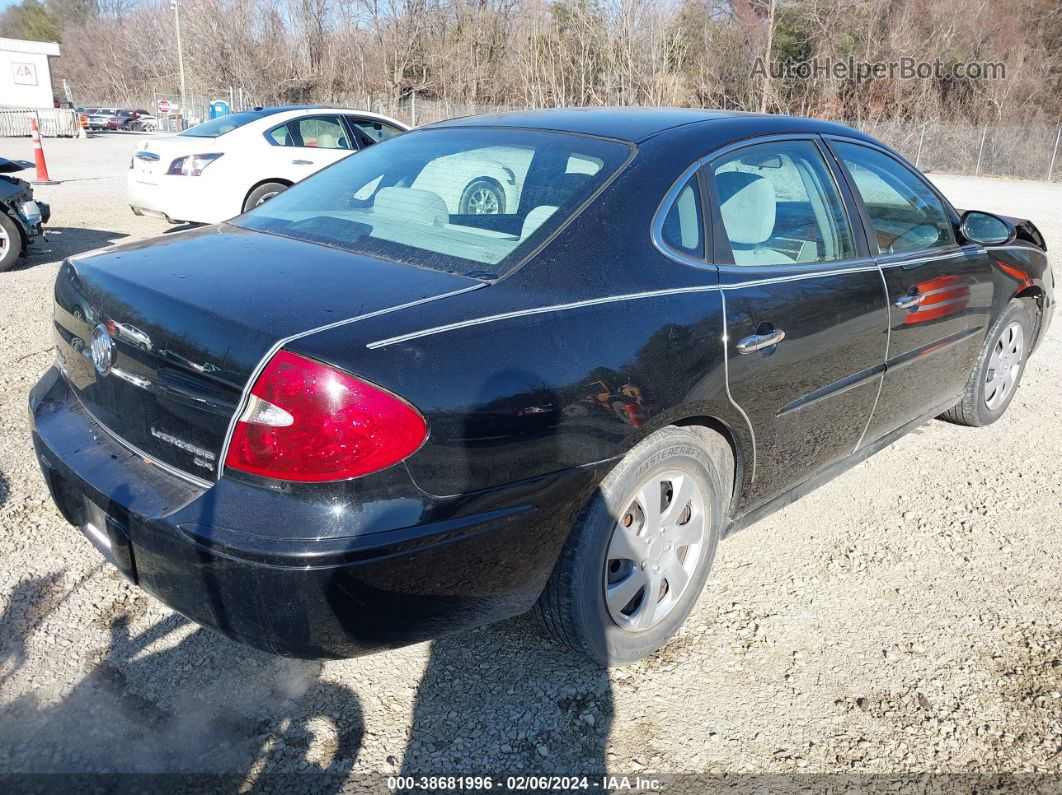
(827, 140), (997, 442)
(706, 137), (890, 510)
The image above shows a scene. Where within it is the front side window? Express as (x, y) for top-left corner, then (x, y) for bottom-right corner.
(269, 116), (352, 150)
(235, 128), (632, 279)
(833, 141), (956, 256)
(349, 118), (404, 145)
(659, 174), (703, 258)
(710, 139), (855, 266)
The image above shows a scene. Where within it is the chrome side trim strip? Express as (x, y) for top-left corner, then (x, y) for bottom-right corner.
(854, 263), (891, 453)
(216, 283), (486, 479)
(718, 262), (877, 290)
(985, 244), (1041, 254)
(876, 247), (976, 269)
(366, 284), (723, 350)
(367, 265), (889, 349)
(719, 291), (756, 482)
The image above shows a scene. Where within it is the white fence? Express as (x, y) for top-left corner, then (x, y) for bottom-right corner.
(0, 108), (82, 138)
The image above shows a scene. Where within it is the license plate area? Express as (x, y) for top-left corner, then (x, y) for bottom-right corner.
(134, 160), (158, 182)
(41, 460), (138, 583)
(82, 500), (137, 583)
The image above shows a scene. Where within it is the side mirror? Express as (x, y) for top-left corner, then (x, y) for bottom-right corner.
(959, 211), (1013, 246)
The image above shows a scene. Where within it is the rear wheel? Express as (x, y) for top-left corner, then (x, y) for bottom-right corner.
(537, 426), (729, 665)
(0, 213), (23, 272)
(940, 298), (1033, 427)
(243, 182), (289, 213)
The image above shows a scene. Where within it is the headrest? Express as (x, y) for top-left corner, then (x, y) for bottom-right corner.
(521, 205), (558, 238)
(373, 187), (449, 227)
(715, 171), (775, 246)
(316, 132), (339, 149)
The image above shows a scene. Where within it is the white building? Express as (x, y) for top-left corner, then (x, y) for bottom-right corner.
(0, 37), (61, 109)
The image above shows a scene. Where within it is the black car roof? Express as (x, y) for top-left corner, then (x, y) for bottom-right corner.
(424, 107), (868, 145)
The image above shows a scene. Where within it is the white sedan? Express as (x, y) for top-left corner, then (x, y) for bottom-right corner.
(127, 106), (408, 225)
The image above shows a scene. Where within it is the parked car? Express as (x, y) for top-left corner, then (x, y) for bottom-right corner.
(33, 109), (1053, 664)
(127, 106), (407, 225)
(87, 108), (118, 131)
(0, 156), (50, 271)
(126, 111), (157, 132)
(106, 109), (156, 131)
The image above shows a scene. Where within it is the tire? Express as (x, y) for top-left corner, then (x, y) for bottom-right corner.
(940, 298), (1033, 427)
(0, 213), (23, 272)
(459, 178), (505, 215)
(243, 182), (289, 213)
(537, 426), (729, 665)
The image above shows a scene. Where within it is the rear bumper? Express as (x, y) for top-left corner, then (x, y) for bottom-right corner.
(126, 170), (236, 225)
(30, 367), (596, 658)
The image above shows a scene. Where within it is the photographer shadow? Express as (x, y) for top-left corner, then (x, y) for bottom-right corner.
(0, 609), (364, 789)
(401, 367), (614, 779)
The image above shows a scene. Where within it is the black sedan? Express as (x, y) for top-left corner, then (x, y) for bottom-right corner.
(30, 109), (1053, 664)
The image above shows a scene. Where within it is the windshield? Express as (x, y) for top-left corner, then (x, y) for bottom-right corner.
(180, 110), (274, 138)
(234, 127), (631, 279)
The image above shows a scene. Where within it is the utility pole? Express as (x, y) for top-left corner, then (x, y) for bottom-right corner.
(171, 0), (187, 130)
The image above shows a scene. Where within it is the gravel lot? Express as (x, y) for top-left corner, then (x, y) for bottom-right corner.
(0, 134), (1059, 786)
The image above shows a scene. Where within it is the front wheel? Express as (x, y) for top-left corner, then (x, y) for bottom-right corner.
(0, 213), (23, 272)
(940, 298), (1034, 427)
(537, 426), (730, 665)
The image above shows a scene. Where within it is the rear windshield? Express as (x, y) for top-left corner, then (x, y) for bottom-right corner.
(234, 127), (632, 279)
(180, 111), (273, 138)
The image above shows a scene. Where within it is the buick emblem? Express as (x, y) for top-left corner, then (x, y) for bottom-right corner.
(90, 324), (115, 376)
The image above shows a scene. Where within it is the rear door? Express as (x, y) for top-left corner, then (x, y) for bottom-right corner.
(707, 136), (890, 510)
(826, 139), (996, 441)
(260, 114), (357, 182)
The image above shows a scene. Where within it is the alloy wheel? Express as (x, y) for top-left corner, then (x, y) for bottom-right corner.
(604, 471), (706, 631)
(466, 186), (500, 214)
(985, 321), (1023, 410)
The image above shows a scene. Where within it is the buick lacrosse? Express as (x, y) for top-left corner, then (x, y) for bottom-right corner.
(32, 109), (1053, 664)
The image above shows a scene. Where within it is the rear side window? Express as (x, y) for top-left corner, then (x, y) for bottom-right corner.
(710, 139), (855, 266)
(659, 175), (703, 258)
(832, 142), (956, 255)
(269, 116), (352, 150)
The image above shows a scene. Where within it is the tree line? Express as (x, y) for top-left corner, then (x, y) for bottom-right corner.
(3, 0), (1060, 126)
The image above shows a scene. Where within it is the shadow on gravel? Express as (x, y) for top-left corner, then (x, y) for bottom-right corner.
(0, 572), (65, 688)
(0, 469), (7, 509)
(0, 611), (363, 789)
(14, 227), (129, 270)
(402, 616), (613, 778)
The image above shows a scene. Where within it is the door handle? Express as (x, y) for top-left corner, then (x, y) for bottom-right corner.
(737, 329), (786, 354)
(895, 290), (922, 310)
(291, 159), (314, 166)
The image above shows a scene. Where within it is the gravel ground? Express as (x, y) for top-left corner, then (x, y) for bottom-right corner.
(0, 135), (1059, 787)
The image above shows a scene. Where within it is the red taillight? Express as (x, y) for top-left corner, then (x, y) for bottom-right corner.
(224, 350), (427, 482)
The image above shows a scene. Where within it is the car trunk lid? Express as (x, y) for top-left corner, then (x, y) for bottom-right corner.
(53, 224), (481, 481)
(130, 135), (205, 184)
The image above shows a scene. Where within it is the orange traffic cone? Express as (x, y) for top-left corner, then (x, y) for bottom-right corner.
(28, 116), (58, 185)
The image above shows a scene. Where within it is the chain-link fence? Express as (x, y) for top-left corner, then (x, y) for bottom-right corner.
(62, 88), (1062, 182)
(853, 119), (1062, 182)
